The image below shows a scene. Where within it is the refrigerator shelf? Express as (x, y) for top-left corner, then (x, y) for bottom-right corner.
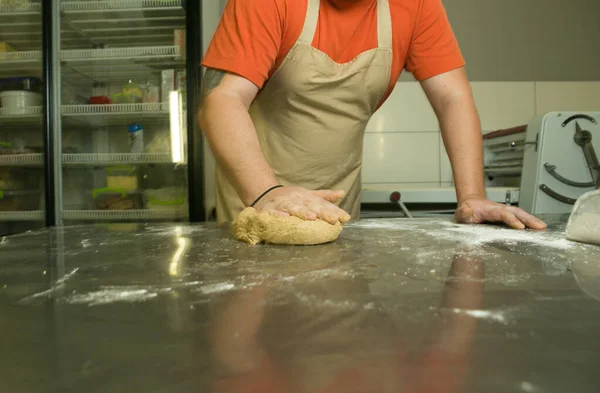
(0, 154), (180, 167)
(0, 46), (181, 66)
(63, 153), (176, 165)
(0, 154), (43, 167)
(0, 50), (40, 64)
(63, 63), (179, 84)
(0, 105), (170, 127)
(0, 107), (42, 126)
(62, 0), (183, 13)
(62, 103), (168, 115)
(0, 211), (43, 222)
(0, 105), (167, 117)
(0, 107), (42, 117)
(63, 209), (187, 221)
(0, 3), (40, 15)
(62, 46), (180, 62)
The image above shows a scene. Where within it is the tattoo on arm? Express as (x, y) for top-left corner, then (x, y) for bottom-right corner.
(201, 68), (226, 97)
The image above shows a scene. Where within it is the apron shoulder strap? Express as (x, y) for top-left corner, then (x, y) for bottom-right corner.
(377, 0), (393, 49)
(298, 0), (320, 44)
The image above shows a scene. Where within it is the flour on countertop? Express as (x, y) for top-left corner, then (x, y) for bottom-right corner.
(433, 225), (574, 249)
(67, 289), (160, 306)
(348, 219), (436, 230)
(56, 268), (79, 284)
(141, 226), (207, 236)
(443, 307), (509, 324)
(198, 282), (235, 294)
(351, 219), (576, 250)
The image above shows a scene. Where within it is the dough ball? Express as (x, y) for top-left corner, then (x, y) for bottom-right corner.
(232, 207), (343, 246)
(566, 190), (600, 246)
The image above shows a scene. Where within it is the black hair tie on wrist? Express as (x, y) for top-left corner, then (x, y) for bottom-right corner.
(250, 185), (284, 207)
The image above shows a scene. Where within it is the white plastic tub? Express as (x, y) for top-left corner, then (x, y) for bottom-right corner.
(0, 90), (42, 108)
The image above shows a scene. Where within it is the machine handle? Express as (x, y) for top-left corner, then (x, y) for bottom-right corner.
(544, 163), (594, 188)
(539, 184), (577, 205)
(573, 123), (600, 189)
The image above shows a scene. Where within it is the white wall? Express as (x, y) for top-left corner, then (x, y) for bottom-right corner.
(442, 0), (600, 81)
(363, 81), (600, 190)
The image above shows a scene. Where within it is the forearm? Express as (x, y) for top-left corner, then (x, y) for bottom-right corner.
(199, 93), (278, 206)
(209, 288), (271, 373)
(420, 68), (487, 205)
(426, 254), (484, 354)
(439, 97), (486, 204)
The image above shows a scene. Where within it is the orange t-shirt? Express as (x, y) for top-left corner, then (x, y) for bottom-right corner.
(202, 0), (465, 109)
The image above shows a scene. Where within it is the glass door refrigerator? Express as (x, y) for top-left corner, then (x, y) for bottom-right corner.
(0, 1), (46, 236)
(0, 1), (204, 235)
(57, 0), (196, 225)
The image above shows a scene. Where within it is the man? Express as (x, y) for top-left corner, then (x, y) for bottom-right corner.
(199, 0), (546, 230)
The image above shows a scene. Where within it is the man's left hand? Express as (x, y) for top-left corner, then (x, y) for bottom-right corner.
(455, 199), (547, 230)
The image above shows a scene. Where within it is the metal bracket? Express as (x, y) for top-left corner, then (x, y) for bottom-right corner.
(539, 184), (577, 205)
(544, 163), (594, 188)
(504, 190), (516, 205)
(524, 133), (539, 152)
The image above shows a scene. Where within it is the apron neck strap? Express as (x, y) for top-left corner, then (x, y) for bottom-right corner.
(377, 0), (392, 48)
(298, 0), (392, 48)
(298, 0), (320, 44)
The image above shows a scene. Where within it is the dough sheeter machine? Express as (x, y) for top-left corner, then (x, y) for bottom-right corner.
(363, 111), (600, 218)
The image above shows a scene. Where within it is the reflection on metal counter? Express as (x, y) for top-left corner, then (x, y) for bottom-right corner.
(1, 217), (600, 392)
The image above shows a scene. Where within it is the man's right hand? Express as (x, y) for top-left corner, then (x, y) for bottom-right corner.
(252, 186), (352, 225)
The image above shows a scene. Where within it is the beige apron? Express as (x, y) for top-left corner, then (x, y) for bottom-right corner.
(216, 0), (393, 222)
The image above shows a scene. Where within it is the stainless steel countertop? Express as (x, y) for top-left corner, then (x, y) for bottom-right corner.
(2, 216), (600, 393)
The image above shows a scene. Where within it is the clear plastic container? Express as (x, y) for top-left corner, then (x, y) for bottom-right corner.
(0, 167), (42, 189)
(92, 188), (143, 211)
(106, 165), (139, 191)
(0, 190), (41, 211)
(145, 187), (185, 210)
(113, 80), (143, 104)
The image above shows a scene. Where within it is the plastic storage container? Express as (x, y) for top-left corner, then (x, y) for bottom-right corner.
(113, 81), (143, 104)
(0, 167), (42, 189)
(145, 187), (186, 210)
(0, 42), (16, 53)
(0, 91), (42, 108)
(0, 190), (41, 211)
(0, 140), (40, 155)
(106, 166), (139, 191)
(92, 188), (143, 210)
(0, 77), (42, 94)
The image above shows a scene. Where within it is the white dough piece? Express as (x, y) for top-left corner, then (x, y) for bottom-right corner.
(232, 207), (343, 246)
(566, 190), (600, 246)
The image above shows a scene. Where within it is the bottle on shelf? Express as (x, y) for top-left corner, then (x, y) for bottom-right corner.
(128, 123), (144, 154)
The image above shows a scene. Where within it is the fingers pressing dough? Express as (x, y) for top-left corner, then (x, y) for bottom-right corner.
(232, 207), (343, 246)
